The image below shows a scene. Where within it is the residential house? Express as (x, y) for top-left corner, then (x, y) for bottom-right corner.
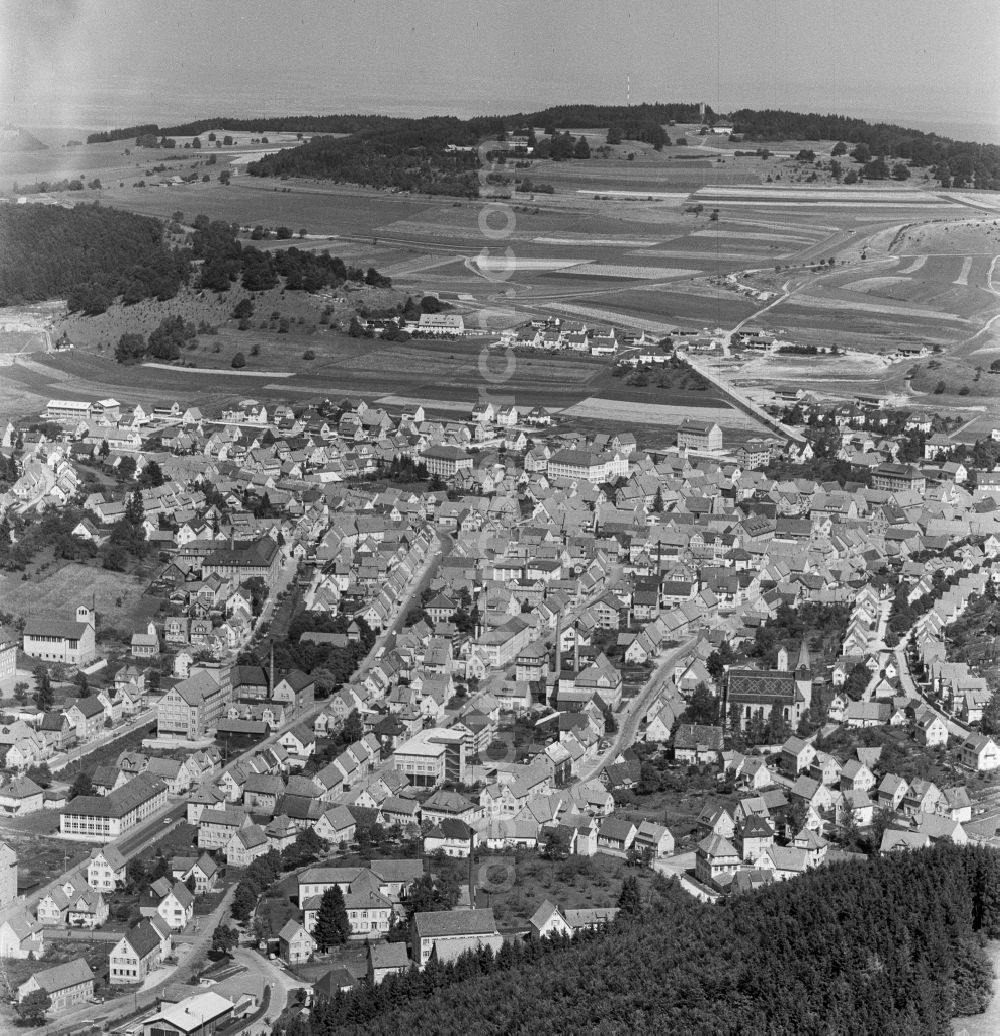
(17, 959), (94, 1012)
(109, 917), (171, 985)
(279, 919), (316, 964)
(411, 908), (503, 968)
(156, 881), (195, 931)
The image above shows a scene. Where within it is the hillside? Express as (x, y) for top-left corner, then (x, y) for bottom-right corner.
(0, 126), (47, 153)
(87, 105), (1000, 196)
(0, 203), (188, 313)
(280, 845), (1000, 1036)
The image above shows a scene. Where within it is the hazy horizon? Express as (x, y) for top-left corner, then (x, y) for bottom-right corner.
(3, 1), (997, 145)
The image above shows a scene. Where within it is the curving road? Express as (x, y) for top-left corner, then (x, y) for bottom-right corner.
(577, 634), (699, 784)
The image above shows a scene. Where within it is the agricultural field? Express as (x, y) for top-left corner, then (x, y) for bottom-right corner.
(5, 126), (999, 430)
(0, 126), (304, 194)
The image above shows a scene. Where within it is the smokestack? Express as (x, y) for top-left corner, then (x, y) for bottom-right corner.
(553, 608), (563, 675)
(573, 620), (580, 674)
(269, 641), (275, 697)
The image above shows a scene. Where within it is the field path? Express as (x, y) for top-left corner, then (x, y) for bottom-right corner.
(955, 255), (1000, 356)
(954, 256), (974, 285)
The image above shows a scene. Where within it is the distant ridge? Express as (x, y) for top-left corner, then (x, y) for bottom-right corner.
(0, 126), (47, 153)
(85, 104), (1000, 192)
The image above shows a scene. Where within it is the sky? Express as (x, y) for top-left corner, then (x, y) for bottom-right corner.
(2, 0), (998, 142)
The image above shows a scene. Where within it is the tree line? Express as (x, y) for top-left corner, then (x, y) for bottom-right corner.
(86, 122), (158, 144)
(278, 845), (1000, 1035)
(100, 105), (706, 143)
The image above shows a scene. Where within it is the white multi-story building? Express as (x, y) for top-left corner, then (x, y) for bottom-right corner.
(546, 449), (628, 483)
(59, 774), (167, 841)
(392, 728), (466, 789)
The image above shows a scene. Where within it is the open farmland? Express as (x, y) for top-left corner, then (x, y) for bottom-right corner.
(7, 129), (999, 427)
(0, 127), (304, 194)
(564, 397), (761, 429)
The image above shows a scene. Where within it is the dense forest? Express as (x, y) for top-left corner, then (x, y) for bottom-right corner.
(163, 114), (400, 137)
(279, 845), (1000, 1035)
(0, 204), (188, 313)
(731, 109), (1000, 189)
(526, 101), (707, 129)
(98, 104), (708, 142)
(0, 205), (391, 322)
(245, 117), (500, 197)
(86, 122), (159, 144)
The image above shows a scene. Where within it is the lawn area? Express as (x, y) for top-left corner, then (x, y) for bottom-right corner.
(474, 850), (657, 931)
(614, 786), (743, 848)
(0, 561), (151, 629)
(138, 820), (200, 863)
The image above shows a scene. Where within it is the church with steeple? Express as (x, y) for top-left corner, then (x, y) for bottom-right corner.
(724, 639), (814, 732)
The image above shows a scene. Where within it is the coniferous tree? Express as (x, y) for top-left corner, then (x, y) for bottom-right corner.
(33, 665), (52, 711)
(618, 876), (642, 914)
(313, 886), (350, 951)
(125, 488), (145, 527)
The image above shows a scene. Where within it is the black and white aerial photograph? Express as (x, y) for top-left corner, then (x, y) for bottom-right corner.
(0, 2), (998, 1032)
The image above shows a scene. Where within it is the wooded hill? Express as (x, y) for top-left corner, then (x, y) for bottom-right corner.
(88, 103), (1000, 193)
(245, 117), (498, 198)
(731, 109), (1000, 189)
(0, 203), (189, 313)
(0, 206), (393, 318)
(279, 845), (1000, 1035)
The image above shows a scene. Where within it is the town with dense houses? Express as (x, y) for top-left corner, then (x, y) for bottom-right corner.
(3, 331), (1000, 1027)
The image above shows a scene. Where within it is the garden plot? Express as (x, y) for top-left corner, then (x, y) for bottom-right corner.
(690, 229), (817, 244)
(561, 264), (700, 279)
(896, 256), (928, 275)
(628, 248), (765, 262)
(532, 236), (665, 246)
(471, 256), (590, 273)
(562, 397), (761, 430)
